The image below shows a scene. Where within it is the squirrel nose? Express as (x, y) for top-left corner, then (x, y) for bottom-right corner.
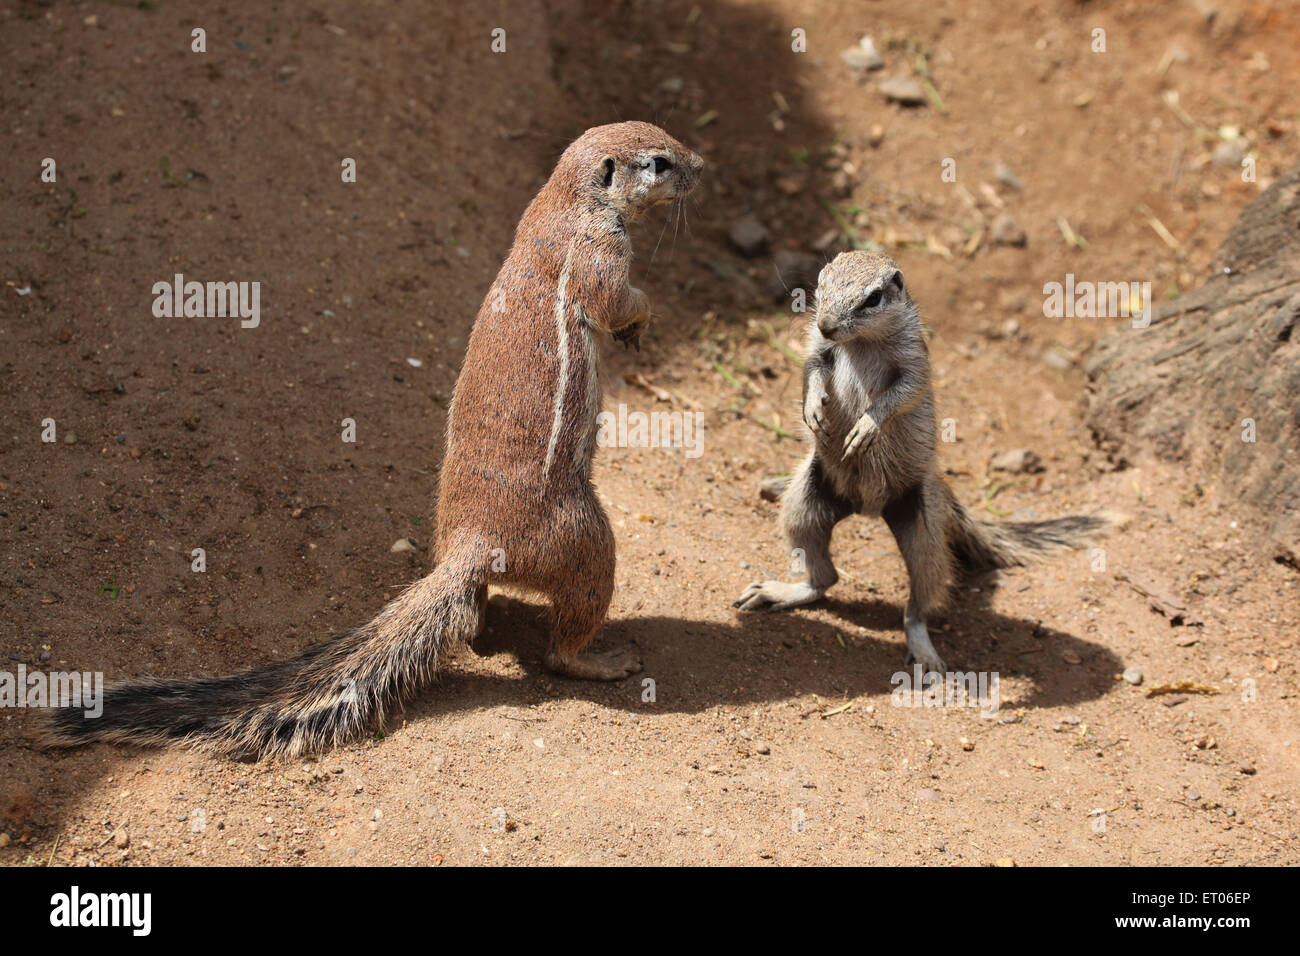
(816, 313), (839, 338)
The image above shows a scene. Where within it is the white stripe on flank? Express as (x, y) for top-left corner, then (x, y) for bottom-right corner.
(543, 243), (576, 479)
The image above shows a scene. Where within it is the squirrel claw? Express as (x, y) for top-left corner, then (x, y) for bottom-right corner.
(842, 415), (880, 459)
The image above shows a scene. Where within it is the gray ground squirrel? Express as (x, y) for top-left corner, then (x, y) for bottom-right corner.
(735, 251), (1118, 673)
(45, 122), (703, 758)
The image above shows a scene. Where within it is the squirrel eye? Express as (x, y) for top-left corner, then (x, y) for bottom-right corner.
(863, 289), (883, 309)
(653, 156), (673, 175)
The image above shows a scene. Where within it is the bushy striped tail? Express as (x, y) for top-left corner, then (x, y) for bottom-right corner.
(42, 538), (486, 760)
(942, 482), (1121, 572)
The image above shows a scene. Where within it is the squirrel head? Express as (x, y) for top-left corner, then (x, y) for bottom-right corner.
(813, 251), (913, 342)
(559, 121), (703, 223)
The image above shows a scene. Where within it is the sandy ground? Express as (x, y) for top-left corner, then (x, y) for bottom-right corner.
(1, 0), (1298, 865)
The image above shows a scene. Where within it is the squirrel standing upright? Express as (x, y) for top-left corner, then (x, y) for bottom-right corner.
(46, 122), (703, 758)
(735, 251), (1117, 673)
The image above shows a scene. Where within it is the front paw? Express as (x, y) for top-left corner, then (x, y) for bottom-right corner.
(842, 413), (880, 459)
(803, 390), (831, 445)
(613, 318), (649, 350)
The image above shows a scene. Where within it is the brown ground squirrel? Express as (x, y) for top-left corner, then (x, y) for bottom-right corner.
(735, 251), (1116, 673)
(46, 122), (703, 758)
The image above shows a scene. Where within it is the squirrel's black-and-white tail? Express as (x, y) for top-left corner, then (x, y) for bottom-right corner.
(43, 536), (486, 760)
(941, 482), (1119, 572)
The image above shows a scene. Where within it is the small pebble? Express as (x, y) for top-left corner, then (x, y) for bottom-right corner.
(840, 36), (883, 71)
(1122, 667), (1143, 685)
(1212, 139), (1246, 169)
(1042, 347), (1073, 370)
(989, 212), (1027, 247)
(993, 161), (1024, 192)
(879, 77), (926, 106)
(991, 448), (1041, 474)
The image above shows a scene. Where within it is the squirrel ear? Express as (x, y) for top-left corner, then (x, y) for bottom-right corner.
(601, 157), (616, 188)
(891, 269), (905, 293)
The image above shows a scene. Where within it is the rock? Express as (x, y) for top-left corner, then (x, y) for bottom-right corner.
(390, 537), (416, 553)
(1239, 763), (1257, 775)
(840, 36), (883, 71)
(868, 123), (885, 148)
(755, 742), (771, 755)
(767, 250), (823, 302)
(113, 830), (129, 849)
(916, 788), (941, 800)
(994, 857), (1017, 867)
(960, 737), (974, 751)
(989, 212), (1027, 247)
(0, 832), (10, 849)
(728, 216), (771, 258)
(62, 431), (77, 445)
(990, 449), (1042, 474)
(879, 77), (926, 106)
(1122, 667), (1144, 685)
(1212, 139), (1246, 169)
(1086, 158), (1300, 560)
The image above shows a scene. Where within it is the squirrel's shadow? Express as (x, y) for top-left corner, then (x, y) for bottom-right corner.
(407, 581), (1120, 727)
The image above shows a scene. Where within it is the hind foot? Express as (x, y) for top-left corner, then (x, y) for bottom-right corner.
(904, 608), (946, 675)
(905, 646), (947, 676)
(546, 644), (642, 681)
(733, 580), (825, 612)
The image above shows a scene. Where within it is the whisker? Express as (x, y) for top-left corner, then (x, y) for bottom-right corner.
(649, 199), (673, 268)
(668, 196), (682, 259)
